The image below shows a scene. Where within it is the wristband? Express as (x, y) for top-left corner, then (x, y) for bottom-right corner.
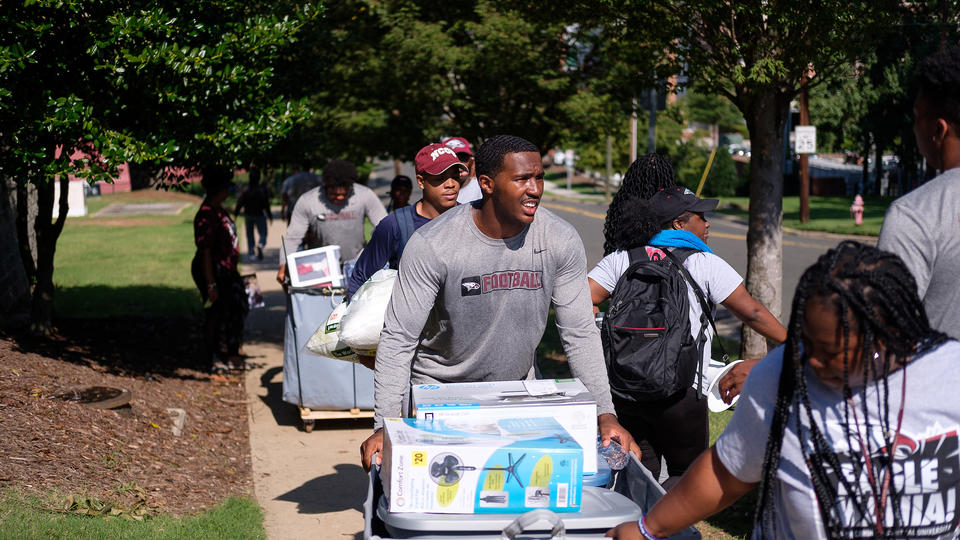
(638, 515), (666, 540)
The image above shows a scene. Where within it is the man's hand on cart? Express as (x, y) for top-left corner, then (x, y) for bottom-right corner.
(360, 428), (383, 471)
(276, 264), (288, 290)
(605, 520), (642, 539)
(598, 413), (641, 461)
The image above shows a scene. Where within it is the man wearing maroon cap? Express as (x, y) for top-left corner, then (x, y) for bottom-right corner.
(442, 136), (482, 203)
(346, 143), (466, 303)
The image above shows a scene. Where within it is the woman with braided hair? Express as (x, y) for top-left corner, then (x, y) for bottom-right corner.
(607, 241), (960, 539)
(602, 153), (678, 256)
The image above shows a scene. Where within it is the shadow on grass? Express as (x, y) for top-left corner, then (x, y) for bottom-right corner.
(55, 284), (202, 319)
(11, 285), (220, 380)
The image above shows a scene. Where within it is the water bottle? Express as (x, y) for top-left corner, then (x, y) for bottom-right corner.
(594, 311), (605, 329)
(597, 438), (629, 470)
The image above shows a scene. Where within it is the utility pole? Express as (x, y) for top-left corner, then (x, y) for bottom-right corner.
(605, 135), (613, 201)
(799, 71), (811, 223)
(629, 97), (638, 164)
(647, 88), (657, 154)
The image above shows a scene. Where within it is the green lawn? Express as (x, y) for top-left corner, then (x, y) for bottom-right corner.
(55, 205), (202, 319)
(0, 490), (265, 540)
(715, 195), (891, 236)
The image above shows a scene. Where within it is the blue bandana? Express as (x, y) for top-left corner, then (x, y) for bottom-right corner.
(648, 230), (713, 254)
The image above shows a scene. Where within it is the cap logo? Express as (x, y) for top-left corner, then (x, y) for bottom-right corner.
(445, 139), (466, 149)
(430, 147), (457, 161)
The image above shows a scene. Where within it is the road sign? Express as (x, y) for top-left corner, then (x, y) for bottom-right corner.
(795, 125), (817, 154)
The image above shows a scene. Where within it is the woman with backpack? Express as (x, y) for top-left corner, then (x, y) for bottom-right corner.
(607, 242), (960, 539)
(589, 187), (785, 488)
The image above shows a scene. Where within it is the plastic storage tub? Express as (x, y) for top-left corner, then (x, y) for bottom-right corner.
(363, 452), (701, 540)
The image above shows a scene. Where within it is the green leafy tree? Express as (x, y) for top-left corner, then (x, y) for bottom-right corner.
(809, 3), (959, 195)
(0, 0), (319, 332)
(306, 0), (666, 164)
(625, 0), (899, 357)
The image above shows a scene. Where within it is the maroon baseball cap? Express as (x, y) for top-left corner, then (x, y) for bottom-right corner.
(415, 143), (468, 176)
(441, 136), (473, 156)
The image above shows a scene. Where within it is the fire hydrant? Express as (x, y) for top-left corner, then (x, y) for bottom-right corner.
(850, 194), (865, 226)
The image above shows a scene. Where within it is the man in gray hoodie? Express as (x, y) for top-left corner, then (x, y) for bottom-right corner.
(360, 135), (637, 470)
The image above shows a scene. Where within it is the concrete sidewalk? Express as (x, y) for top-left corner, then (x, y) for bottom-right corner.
(241, 216), (370, 540)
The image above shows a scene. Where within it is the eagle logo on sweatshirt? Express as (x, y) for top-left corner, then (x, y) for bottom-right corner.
(461, 278), (481, 296)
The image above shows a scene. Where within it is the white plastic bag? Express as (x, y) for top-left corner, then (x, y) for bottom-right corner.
(304, 301), (358, 362)
(339, 269), (398, 355)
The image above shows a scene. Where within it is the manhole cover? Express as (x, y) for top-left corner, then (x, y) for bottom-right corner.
(50, 386), (132, 409)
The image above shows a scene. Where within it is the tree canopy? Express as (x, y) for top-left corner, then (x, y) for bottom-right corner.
(0, 0), (321, 330)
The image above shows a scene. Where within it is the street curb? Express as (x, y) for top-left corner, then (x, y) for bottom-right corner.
(711, 211), (878, 244)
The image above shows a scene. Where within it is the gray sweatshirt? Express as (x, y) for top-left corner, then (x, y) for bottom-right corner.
(878, 168), (960, 339)
(373, 203), (615, 428)
(280, 183), (387, 264)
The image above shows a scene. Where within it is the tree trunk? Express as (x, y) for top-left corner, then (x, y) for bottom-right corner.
(28, 172), (70, 334)
(740, 90), (789, 359)
(861, 133), (871, 194)
(874, 144), (884, 196)
(16, 180), (37, 286)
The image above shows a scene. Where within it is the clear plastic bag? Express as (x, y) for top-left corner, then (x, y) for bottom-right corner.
(304, 301), (359, 362)
(339, 269), (397, 355)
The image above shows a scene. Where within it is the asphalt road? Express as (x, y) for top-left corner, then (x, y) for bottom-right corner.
(542, 198), (863, 320)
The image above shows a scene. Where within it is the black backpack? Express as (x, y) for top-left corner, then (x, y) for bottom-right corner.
(601, 246), (721, 402)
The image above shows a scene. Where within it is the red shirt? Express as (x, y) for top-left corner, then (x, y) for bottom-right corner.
(194, 202), (239, 272)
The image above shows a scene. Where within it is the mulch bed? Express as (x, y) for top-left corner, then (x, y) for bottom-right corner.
(0, 317), (252, 515)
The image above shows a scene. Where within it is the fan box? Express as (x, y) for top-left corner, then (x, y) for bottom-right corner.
(412, 378), (598, 473)
(381, 417), (582, 514)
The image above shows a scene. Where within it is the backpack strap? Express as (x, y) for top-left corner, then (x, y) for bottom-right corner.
(662, 248), (730, 398)
(391, 204), (418, 269)
(663, 248), (718, 336)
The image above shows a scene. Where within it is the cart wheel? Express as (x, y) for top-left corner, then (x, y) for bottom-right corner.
(303, 419), (315, 433)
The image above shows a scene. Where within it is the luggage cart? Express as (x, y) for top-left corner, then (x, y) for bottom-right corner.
(363, 453), (700, 539)
(283, 285), (375, 431)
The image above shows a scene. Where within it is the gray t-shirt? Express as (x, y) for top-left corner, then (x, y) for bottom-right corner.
(588, 248), (742, 394)
(878, 168), (960, 339)
(373, 203), (615, 428)
(281, 171), (321, 214)
(716, 341), (960, 539)
(281, 183), (387, 264)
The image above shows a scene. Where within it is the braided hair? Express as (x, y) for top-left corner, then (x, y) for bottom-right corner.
(602, 154), (677, 255)
(755, 241), (947, 538)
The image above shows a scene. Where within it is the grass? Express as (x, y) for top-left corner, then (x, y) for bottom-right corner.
(55, 196), (202, 318)
(715, 195), (892, 236)
(0, 489), (265, 540)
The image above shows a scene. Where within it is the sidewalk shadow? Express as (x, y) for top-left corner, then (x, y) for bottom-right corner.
(275, 463), (367, 514)
(258, 365), (300, 427)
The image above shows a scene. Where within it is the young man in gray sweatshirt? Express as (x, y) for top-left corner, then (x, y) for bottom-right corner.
(878, 46), (960, 339)
(360, 135), (638, 470)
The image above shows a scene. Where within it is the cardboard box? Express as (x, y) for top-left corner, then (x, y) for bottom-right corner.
(412, 379), (598, 473)
(381, 417), (582, 514)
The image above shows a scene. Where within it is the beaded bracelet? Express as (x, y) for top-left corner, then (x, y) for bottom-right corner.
(637, 515), (666, 540)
